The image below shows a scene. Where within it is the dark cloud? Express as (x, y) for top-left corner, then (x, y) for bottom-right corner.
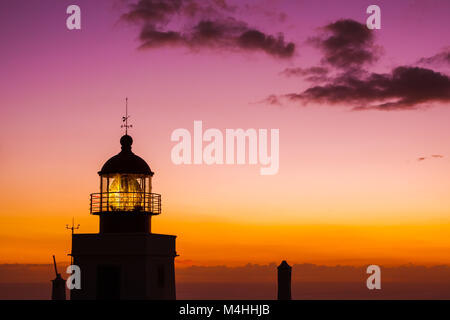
(122, 0), (184, 24)
(138, 18), (247, 49)
(193, 19), (245, 41)
(418, 48), (450, 66)
(123, 0), (295, 58)
(237, 30), (294, 58)
(432, 154), (444, 158)
(417, 157), (427, 161)
(310, 19), (379, 69)
(264, 18), (450, 111)
(287, 66), (450, 110)
(139, 26), (184, 48)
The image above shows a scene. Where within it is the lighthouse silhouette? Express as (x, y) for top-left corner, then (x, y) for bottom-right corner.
(70, 132), (177, 300)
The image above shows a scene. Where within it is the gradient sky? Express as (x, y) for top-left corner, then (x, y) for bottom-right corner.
(1, 0), (450, 266)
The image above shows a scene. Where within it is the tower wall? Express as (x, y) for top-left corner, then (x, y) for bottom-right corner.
(70, 233), (176, 300)
(99, 214), (152, 233)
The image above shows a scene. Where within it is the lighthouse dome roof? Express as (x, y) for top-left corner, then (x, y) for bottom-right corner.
(99, 135), (154, 175)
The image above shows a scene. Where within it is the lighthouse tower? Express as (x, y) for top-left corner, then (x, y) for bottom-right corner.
(70, 133), (177, 300)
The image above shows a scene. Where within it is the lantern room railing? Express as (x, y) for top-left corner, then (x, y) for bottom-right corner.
(90, 192), (161, 215)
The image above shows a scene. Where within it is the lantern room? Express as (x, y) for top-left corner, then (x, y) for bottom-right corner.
(90, 134), (161, 217)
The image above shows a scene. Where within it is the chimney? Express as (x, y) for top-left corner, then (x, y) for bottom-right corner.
(277, 260), (291, 300)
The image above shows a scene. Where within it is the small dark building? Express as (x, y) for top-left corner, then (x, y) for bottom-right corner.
(71, 134), (177, 300)
(277, 260), (292, 300)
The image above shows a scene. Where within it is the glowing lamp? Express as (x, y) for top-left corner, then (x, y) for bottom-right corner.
(108, 174), (144, 211)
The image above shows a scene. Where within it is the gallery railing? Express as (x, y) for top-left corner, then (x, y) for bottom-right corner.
(90, 192), (161, 215)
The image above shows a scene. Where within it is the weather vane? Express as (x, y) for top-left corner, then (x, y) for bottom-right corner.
(121, 97), (132, 135)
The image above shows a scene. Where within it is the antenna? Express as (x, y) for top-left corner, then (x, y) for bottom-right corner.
(121, 97), (133, 135)
(52, 255), (59, 277)
(66, 218), (80, 266)
(66, 217), (80, 235)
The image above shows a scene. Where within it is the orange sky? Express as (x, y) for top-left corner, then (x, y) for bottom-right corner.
(2, 108), (450, 265)
(2, 212), (450, 266)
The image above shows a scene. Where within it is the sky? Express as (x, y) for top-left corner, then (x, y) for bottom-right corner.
(1, 0), (450, 269)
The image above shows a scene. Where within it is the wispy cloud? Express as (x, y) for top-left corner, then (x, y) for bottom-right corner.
(418, 47), (450, 66)
(417, 154), (444, 161)
(279, 66), (329, 83)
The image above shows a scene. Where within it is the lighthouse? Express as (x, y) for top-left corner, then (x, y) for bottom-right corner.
(70, 108), (177, 300)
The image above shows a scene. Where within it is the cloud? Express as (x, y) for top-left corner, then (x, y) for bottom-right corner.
(236, 29), (294, 58)
(418, 154), (444, 161)
(123, 0), (295, 58)
(310, 19), (380, 69)
(4, 262), (450, 285)
(280, 66), (328, 77)
(3, 263), (450, 299)
(122, 0), (184, 24)
(280, 66), (329, 82)
(261, 94), (283, 106)
(264, 18), (450, 111)
(280, 66), (329, 83)
(286, 66), (450, 110)
(418, 48), (450, 66)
